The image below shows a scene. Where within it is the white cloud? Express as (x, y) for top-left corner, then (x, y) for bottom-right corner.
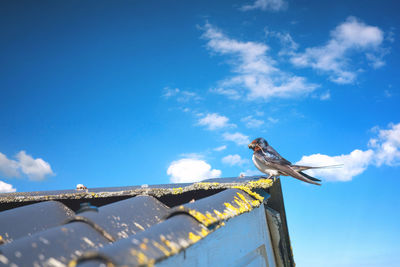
(319, 91), (331, 100)
(202, 23), (318, 101)
(0, 151), (54, 181)
(291, 17), (386, 84)
(241, 0), (287, 11)
(162, 87), (180, 98)
(223, 132), (250, 146)
(241, 115), (264, 128)
(296, 122), (400, 182)
(222, 154), (248, 166)
(179, 152), (204, 159)
(0, 153), (20, 178)
(296, 149), (374, 182)
(267, 117), (279, 124)
(369, 122), (400, 166)
(0, 180), (16, 193)
(214, 145), (227, 151)
(162, 87), (201, 102)
(16, 151), (54, 181)
(210, 87), (241, 100)
(198, 113), (235, 130)
(266, 30), (298, 55)
(167, 158), (221, 183)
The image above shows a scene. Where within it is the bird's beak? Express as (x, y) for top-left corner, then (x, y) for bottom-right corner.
(248, 142), (255, 149)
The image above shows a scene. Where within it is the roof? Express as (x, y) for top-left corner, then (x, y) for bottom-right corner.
(0, 177), (295, 267)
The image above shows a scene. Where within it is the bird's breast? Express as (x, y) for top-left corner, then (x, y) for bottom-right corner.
(252, 155), (279, 176)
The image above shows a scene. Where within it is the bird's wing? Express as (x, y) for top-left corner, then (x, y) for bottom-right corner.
(269, 162), (321, 186)
(263, 145), (292, 165)
(254, 150), (289, 166)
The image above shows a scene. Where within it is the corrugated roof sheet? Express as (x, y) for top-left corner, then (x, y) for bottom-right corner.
(0, 177), (294, 267)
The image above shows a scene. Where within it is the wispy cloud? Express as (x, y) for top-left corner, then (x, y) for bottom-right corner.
(162, 87), (180, 98)
(222, 154), (248, 166)
(241, 115), (264, 128)
(167, 158), (221, 183)
(319, 91), (331, 101)
(209, 87), (241, 100)
(297, 122), (400, 182)
(214, 145), (227, 151)
(162, 87), (201, 102)
(265, 30), (298, 55)
(291, 17), (387, 84)
(0, 151), (54, 181)
(312, 91), (331, 101)
(241, 0), (288, 12)
(267, 117), (279, 124)
(198, 113), (235, 130)
(223, 132), (250, 146)
(0, 180), (16, 193)
(202, 23), (317, 101)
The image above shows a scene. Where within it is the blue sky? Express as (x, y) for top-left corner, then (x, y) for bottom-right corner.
(0, 0), (399, 266)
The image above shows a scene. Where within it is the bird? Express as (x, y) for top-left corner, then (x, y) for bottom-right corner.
(248, 137), (336, 186)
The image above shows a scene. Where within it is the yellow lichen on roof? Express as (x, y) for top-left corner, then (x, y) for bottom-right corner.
(160, 235), (179, 254)
(187, 190), (262, 229)
(152, 241), (171, 257)
(213, 209), (225, 220)
(248, 178), (273, 189)
(200, 228), (209, 237)
(232, 186), (264, 202)
(172, 187), (183, 194)
(130, 249), (155, 266)
(188, 209), (218, 226)
(193, 182), (220, 190)
(68, 259), (77, 267)
(188, 232), (202, 243)
(140, 242), (148, 250)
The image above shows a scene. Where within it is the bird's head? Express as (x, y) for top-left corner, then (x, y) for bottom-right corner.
(248, 137), (269, 151)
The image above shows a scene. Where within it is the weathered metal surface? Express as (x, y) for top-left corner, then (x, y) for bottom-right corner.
(266, 179), (295, 267)
(0, 222), (110, 266)
(156, 206), (276, 267)
(0, 201), (74, 244)
(77, 195), (169, 240)
(266, 207), (285, 267)
(75, 214), (209, 266)
(0, 177), (293, 267)
(170, 188), (268, 228)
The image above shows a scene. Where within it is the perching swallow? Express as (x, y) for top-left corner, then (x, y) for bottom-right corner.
(248, 138), (334, 186)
